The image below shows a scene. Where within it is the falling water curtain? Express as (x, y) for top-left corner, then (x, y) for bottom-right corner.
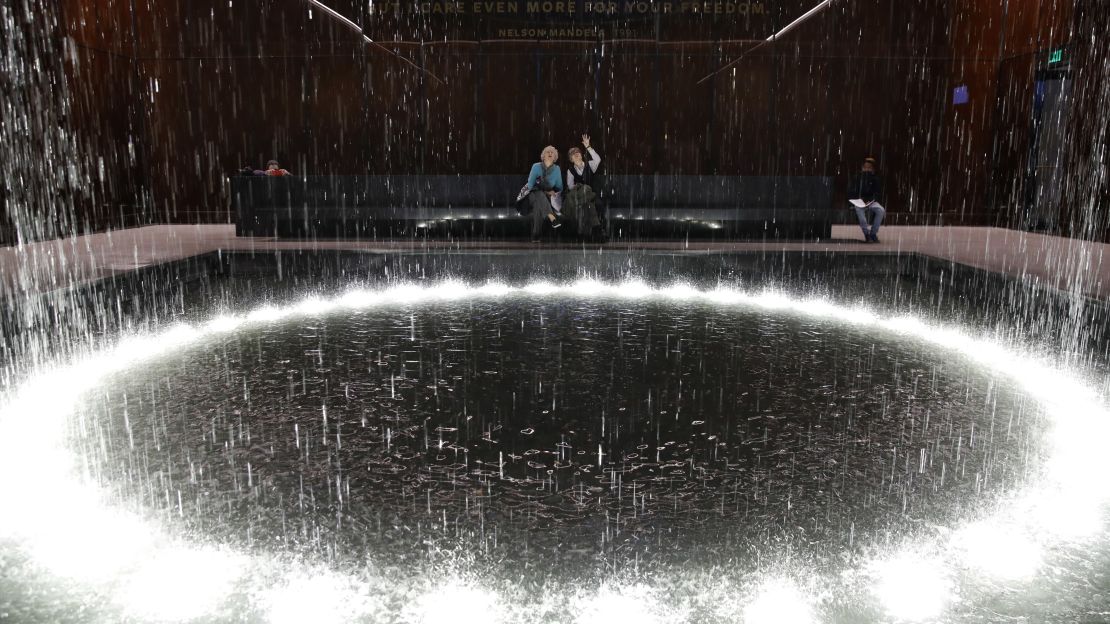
(1, 1), (91, 245)
(1063, 0), (1110, 243)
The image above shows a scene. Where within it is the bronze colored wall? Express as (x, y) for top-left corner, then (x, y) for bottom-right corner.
(61, 0), (149, 231)
(1, 0), (144, 244)
(24, 0), (1093, 235)
(966, 0), (1073, 229)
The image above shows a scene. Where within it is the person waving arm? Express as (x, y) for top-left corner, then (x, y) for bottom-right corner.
(582, 134), (601, 172)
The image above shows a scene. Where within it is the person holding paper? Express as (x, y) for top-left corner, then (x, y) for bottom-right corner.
(847, 157), (885, 243)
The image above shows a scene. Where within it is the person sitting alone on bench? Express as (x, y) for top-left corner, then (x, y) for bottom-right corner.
(523, 145), (563, 242)
(264, 160), (291, 176)
(239, 160), (292, 176)
(847, 157), (885, 243)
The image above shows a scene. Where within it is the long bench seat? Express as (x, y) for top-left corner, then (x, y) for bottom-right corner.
(232, 174), (833, 240)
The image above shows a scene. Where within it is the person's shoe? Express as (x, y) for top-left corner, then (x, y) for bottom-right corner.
(531, 238), (541, 243)
(870, 234), (880, 243)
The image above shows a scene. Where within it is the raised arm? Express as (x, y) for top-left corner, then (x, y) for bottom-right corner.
(581, 135), (602, 173)
(586, 147), (601, 173)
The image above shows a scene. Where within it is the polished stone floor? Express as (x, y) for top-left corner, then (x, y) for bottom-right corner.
(1, 224), (1107, 301)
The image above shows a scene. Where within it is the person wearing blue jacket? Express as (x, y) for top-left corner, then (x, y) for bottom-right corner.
(522, 145), (563, 242)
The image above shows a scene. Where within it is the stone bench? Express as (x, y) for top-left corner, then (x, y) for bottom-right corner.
(232, 174), (833, 240)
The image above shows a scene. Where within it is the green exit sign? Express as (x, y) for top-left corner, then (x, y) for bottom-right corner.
(1049, 48), (1064, 64)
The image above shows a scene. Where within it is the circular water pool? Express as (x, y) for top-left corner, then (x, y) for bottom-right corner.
(80, 291), (1043, 570)
(3, 282), (1108, 623)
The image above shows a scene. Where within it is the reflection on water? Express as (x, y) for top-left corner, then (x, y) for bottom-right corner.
(75, 297), (1046, 579)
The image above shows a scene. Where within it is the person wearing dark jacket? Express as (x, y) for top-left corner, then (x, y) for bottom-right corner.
(847, 157), (886, 243)
(563, 134), (604, 240)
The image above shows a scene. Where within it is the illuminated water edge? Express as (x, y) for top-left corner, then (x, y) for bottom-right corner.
(1, 279), (1107, 623)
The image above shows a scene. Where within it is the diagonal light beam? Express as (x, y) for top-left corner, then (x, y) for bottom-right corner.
(305, 0), (444, 85)
(696, 0), (835, 85)
(307, 0), (362, 32)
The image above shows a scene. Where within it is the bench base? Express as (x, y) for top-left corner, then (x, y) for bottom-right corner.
(232, 175), (834, 241)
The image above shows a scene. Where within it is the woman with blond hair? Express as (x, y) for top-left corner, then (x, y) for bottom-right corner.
(518, 145), (563, 242)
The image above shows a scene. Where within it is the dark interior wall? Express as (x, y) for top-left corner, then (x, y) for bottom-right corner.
(0, 0), (141, 245)
(19, 0), (1093, 236)
(967, 0), (1073, 230)
(60, 0), (148, 230)
(120, 0), (970, 223)
(129, 0), (375, 222)
(1062, 0), (1110, 242)
(715, 0), (958, 222)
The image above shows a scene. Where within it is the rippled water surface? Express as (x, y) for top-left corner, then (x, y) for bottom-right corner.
(75, 296), (1048, 581)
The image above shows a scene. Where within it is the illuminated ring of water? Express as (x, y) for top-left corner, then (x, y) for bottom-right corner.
(1, 279), (1107, 623)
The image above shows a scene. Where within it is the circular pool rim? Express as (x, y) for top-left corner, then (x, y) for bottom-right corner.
(1, 279), (1107, 623)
